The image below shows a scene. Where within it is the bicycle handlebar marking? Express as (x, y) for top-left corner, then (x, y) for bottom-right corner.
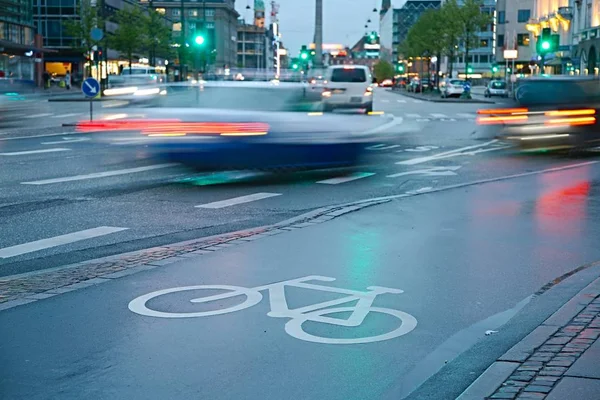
(128, 275), (417, 345)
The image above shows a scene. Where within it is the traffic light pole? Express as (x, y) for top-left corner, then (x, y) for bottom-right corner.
(540, 54), (545, 75)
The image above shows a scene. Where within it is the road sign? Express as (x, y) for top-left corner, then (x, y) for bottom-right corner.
(90, 28), (104, 42)
(82, 77), (100, 98)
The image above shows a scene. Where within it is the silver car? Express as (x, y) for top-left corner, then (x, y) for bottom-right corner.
(484, 80), (508, 98)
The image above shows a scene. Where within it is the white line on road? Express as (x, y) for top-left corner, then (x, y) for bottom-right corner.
(317, 172), (375, 185)
(363, 116), (404, 135)
(396, 99), (406, 103)
(387, 166), (462, 178)
(430, 113), (449, 118)
(366, 144), (387, 150)
(196, 192), (282, 209)
(0, 148), (70, 156)
(50, 113), (81, 119)
(0, 132), (83, 142)
(41, 138), (90, 145)
(0, 226), (129, 259)
(396, 140), (499, 165)
(406, 113), (422, 118)
(413, 100), (423, 103)
(22, 113), (53, 119)
(457, 113), (476, 118)
(21, 163), (178, 185)
(381, 99), (390, 103)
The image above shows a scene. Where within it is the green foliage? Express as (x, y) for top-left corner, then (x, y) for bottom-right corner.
(145, 9), (174, 61)
(373, 60), (395, 81)
(111, 7), (147, 68)
(398, 0), (491, 59)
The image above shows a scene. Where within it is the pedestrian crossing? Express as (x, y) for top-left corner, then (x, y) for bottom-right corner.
(395, 112), (476, 120)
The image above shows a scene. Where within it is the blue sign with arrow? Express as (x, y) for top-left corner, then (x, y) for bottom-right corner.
(82, 77), (100, 98)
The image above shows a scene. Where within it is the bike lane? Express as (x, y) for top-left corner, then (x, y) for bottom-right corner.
(3, 163), (600, 400)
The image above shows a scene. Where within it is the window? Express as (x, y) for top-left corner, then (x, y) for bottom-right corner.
(517, 33), (530, 46)
(331, 68), (366, 83)
(479, 54), (489, 63)
(155, 8), (165, 14)
(480, 39), (489, 47)
(206, 21), (215, 29)
(517, 9), (531, 22)
(189, 9), (197, 17)
(205, 9), (214, 17)
(497, 11), (505, 24)
(172, 9), (180, 16)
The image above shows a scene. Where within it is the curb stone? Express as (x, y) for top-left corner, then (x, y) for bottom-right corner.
(0, 198), (390, 311)
(457, 274), (600, 400)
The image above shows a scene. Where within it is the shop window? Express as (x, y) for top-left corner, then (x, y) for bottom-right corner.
(497, 11), (505, 24)
(517, 33), (530, 46)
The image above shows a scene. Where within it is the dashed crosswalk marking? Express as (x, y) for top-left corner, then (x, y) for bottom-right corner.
(397, 99), (407, 103)
(456, 113), (476, 118)
(0, 226), (128, 259)
(196, 192), (282, 209)
(406, 113), (422, 118)
(21, 163), (178, 185)
(430, 113), (449, 118)
(0, 148), (70, 156)
(317, 172), (375, 185)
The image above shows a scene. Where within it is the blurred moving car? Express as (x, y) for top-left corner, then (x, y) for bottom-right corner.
(380, 79), (393, 87)
(108, 66), (166, 88)
(321, 65), (374, 113)
(0, 92), (35, 127)
(440, 78), (465, 98)
(484, 80), (508, 98)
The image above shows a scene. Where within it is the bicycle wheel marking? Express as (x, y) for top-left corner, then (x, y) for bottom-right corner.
(128, 276), (418, 344)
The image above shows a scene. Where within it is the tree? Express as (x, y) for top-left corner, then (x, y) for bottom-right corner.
(145, 9), (174, 65)
(63, 0), (103, 62)
(373, 60), (395, 82)
(452, 0), (492, 77)
(111, 7), (147, 72)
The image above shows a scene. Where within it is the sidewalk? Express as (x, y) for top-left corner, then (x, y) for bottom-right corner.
(389, 87), (495, 104)
(459, 277), (600, 400)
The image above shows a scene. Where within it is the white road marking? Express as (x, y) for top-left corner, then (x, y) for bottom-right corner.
(0, 226), (128, 259)
(406, 187), (433, 195)
(381, 99), (390, 103)
(462, 145), (512, 155)
(195, 192), (282, 209)
(397, 99), (406, 103)
(0, 148), (70, 156)
(363, 116), (404, 135)
(403, 146), (439, 152)
(406, 113), (422, 118)
(413, 100), (423, 103)
(0, 132), (82, 141)
(397, 140), (498, 165)
(21, 163), (178, 185)
(110, 139), (150, 145)
(430, 113), (449, 118)
(457, 113), (476, 118)
(387, 166), (462, 178)
(366, 144), (387, 150)
(50, 113), (81, 119)
(23, 113), (53, 119)
(377, 144), (401, 150)
(41, 138), (90, 145)
(317, 172), (375, 185)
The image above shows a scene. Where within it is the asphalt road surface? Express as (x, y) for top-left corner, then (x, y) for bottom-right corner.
(2, 87), (600, 399)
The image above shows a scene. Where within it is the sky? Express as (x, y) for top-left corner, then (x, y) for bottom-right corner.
(235, 0), (385, 55)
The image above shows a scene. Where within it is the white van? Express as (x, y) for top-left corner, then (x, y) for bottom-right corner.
(321, 65), (374, 112)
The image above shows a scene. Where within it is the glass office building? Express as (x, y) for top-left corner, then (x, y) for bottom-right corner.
(0, 0), (37, 82)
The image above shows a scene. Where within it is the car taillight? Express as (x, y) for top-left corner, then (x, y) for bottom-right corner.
(322, 90), (332, 98)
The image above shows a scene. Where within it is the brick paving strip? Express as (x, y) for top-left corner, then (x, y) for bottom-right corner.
(458, 275), (600, 400)
(0, 199), (389, 311)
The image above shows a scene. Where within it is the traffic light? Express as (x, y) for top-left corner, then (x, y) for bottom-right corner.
(300, 45), (309, 61)
(292, 63), (299, 70)
(396, 63), (405, 73)
(537, 27), (559, 55)
(366, 31), (379, 45)
(195, 34), (205, 46)
(492, 65), (498, 73)
(467, 67), (473, 73)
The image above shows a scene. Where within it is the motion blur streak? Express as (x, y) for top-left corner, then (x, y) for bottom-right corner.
(477, 115), (528, 125)
(545, 117), (596, 126)
(545, 109), (596, 117)
(76, 120), (270, 136)
(477, 108), (528, 115)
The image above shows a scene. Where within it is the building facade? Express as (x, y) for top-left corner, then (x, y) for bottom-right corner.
(151, 0), (238, 70)
(570, 0), (598, 74)
(495, 0), (535, 75)
(237, 21), (267, 69)
(1, 0), (38, 83)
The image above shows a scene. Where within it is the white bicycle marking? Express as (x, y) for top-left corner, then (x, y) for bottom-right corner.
(128, 275), (417, 345)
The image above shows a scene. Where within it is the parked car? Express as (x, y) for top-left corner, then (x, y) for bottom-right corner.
(484, 80), (508, 97)
(440, 78), (465, 98)
(321, 65), (374, 113)
(408, 78), (430, 93)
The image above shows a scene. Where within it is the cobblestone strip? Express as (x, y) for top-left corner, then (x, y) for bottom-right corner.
(488, 296), (600, 399)
(0, 199), (389, 310)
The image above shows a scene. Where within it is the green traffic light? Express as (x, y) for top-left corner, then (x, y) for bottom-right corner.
(300, 53), (308, 60)
(195, 35), (205, 45)
(467, 67), (473, 73)
(292, 63), (299, 70)
(541, 41), (550, 50)
(492, 66), (498, 72)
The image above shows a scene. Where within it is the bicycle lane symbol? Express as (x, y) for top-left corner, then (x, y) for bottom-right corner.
(128, 275), (418, 345)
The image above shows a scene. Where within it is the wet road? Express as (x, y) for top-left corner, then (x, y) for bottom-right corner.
(1, 158), (600, 399)
(0, 88), (595, 279)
